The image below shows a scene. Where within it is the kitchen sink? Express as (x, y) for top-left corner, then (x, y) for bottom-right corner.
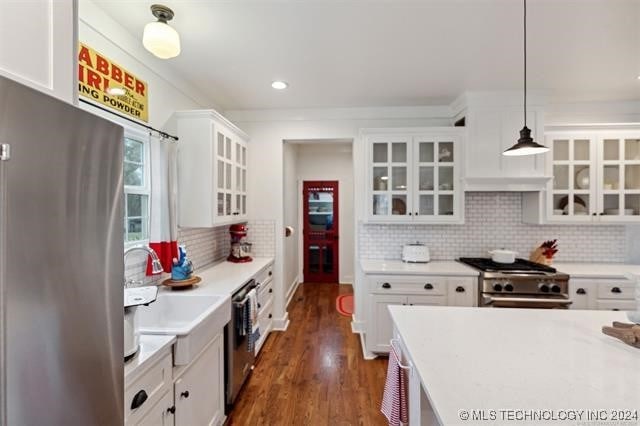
(137, 293), (231, 365)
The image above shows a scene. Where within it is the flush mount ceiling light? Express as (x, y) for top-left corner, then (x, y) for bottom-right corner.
(503, 0), (549, 157)
(143, 4), (181, 59)
(271, 81), (289, 90)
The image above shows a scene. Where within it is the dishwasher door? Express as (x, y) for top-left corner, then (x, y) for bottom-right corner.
(225, 280), (256, 410)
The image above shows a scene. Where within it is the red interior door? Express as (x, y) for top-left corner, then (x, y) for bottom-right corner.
(303, 181), (339, 283)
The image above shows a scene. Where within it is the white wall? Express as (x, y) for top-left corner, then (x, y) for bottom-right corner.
(294, 142), (355, 284)
(229, 106), (452, 330)
(78, 0), (215, 128)
(282, 143), (299, 301)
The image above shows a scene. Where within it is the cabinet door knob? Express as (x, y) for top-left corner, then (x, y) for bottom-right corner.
(167, 406), (176, 414)
(415, 211), (418, 216)
(181, 391), (190, 398)
(269, 271), (273, 276)
(258, 303), (261, 308)
(576, 288), (586, 295)
(131, 390), (148, 410)
(268, 313), (272, 319)
(269, 288), (273, 293)
(611, 287), (622, 294)
(382, 282), (391, 289)
(424, 283), (433, 290)
(408, 212), (412, 216)
(455, 286), (465, 293)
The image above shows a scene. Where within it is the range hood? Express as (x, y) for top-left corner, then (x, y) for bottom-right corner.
(452, 92), (551, 192)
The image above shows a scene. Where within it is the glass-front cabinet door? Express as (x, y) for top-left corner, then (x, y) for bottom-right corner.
(215, 127), (234, 222)
(547, 134), (596, 222)
(370, 137), (411, 220)
(366, 130), (462, 223)
(413, 136), (458, 220)
(598, 134), (640, 221)
(232, 137), (248, 219)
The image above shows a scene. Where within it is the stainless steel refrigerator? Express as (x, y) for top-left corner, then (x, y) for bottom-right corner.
(0, 76), (124, 425)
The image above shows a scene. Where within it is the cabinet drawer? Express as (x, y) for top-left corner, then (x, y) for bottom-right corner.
(596, 281), (635, 300)
(125, 353), (173, 424)
(135, 390), (174, 426)
(255, 263), (274, 287)
(258, 297), (274, 327)
(447, 280), (476, 307)
(595, 299), (636, 311)
(372, 277), (448, 295)
(257, 278), (273, 310)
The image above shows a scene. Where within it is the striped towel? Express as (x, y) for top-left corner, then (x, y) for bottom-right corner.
(381, 343), (409, 425)
(245, 289), (260, 352)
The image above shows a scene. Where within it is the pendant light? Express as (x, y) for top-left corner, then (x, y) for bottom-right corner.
(143, 4), (181, 59)
(503, 0), (549, 157)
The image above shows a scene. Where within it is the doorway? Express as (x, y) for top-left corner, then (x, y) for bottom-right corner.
(303, 181), (339, 283)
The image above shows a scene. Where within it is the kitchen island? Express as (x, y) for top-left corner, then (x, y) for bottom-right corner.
(389, 306), (640, 425)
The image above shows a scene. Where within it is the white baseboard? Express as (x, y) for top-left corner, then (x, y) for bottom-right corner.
(351, 316), (365, 334)
(359, 332), (377, 360)
(286, 276), (301, 308)
(272, 312), (290, 331)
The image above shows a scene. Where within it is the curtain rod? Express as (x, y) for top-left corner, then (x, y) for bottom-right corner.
(79, 98), (179, 141)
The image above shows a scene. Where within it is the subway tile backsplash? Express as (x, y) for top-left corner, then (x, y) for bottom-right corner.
(359, 192), (628, 263)
(124, 220), (276, 286)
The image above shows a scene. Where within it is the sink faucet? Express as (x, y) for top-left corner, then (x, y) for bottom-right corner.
(124, 245), (164, 288)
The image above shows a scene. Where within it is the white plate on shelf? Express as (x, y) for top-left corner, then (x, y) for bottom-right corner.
(575, 167), (590, 189)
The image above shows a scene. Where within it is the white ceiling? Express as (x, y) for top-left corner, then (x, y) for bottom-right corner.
(94, 0), (640, 110)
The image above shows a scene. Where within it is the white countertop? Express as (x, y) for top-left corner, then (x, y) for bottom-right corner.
(128, 257), (274, 379)
(554, 262), (640, 279)
(158, 257), (274, 297)
(125, 334), (176, 384)
(360, 259), (479, 276)
(390, 306), (640, 425)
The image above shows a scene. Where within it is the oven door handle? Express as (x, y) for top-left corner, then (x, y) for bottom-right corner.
(483, 295), (573, 306)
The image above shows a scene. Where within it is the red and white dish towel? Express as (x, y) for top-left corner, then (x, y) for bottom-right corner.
(381, 343), (409, 425)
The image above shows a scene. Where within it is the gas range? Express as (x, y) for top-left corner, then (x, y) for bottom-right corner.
(458, 258), (571, 309)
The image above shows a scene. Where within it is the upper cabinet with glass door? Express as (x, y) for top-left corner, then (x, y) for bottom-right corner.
(524, 128), (640, 224)
(364, 128), (464, 224)
(598, 134), (640, 222)
(174, 110), (250, 228)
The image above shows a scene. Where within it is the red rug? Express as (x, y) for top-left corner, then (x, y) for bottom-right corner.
(336, 294), (354, 316)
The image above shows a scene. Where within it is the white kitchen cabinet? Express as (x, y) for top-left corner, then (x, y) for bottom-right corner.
(174, 110), (249, 227)
(173, 333), (224, 426)
(569, 278), (636, 311)
(363, 128), (465, 224)
(524, 128), (640, 224)
(255, 263), (275, 355)
(0, 0), (75, 103)
(365, 274), (476, 353)
(137, 390), (174, 426)
(125, 351), (173, 425)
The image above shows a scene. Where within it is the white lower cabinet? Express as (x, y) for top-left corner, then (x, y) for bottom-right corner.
(125, 352), (173, 425)
(569, 278), (637, 311)
(366, 274), (476, 353)
(174, 333), (225, 426)
(137, 390), (175, 426)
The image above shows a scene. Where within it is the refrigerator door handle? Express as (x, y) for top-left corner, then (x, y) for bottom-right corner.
(0, 144), (10, 161)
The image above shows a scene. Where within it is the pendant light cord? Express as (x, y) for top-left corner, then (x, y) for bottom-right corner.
(523, 0), (527, 127)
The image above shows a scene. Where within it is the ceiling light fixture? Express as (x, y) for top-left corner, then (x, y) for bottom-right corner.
(271, 81), (289, 90)
(503, 0), (549, 157)
(143, 4), (181, 59)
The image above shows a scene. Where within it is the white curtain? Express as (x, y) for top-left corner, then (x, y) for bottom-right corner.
(146, 134), (178, 274)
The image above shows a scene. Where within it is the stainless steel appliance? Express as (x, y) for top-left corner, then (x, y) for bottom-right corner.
(458, 258), (571, 309)
(224, 279), (257, 411)
(0, 76), (125, 425)
(402, 242), (430, 263)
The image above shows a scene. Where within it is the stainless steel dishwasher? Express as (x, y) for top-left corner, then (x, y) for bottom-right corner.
(224, 279), (257, 411)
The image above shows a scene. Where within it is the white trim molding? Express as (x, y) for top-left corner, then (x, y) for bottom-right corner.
(272, 313), (290, 332)
(286, 276), (301, 308)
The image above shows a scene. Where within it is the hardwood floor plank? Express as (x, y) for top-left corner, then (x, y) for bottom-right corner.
(226, 283), (388, 426)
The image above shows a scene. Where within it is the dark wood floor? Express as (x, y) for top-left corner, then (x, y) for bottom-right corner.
(226, 283), (388, 425)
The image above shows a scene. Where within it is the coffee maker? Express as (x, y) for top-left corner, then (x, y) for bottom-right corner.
(228, 224), (253, 263)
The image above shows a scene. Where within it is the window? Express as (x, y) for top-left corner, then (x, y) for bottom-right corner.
(124, 131), (150, 244)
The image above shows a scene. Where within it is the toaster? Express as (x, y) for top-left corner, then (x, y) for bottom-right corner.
(402, 242), (430, 263)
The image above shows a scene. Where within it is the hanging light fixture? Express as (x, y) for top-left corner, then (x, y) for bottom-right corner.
(143, 4), (181, 59)
(503, 0), (549, 157)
